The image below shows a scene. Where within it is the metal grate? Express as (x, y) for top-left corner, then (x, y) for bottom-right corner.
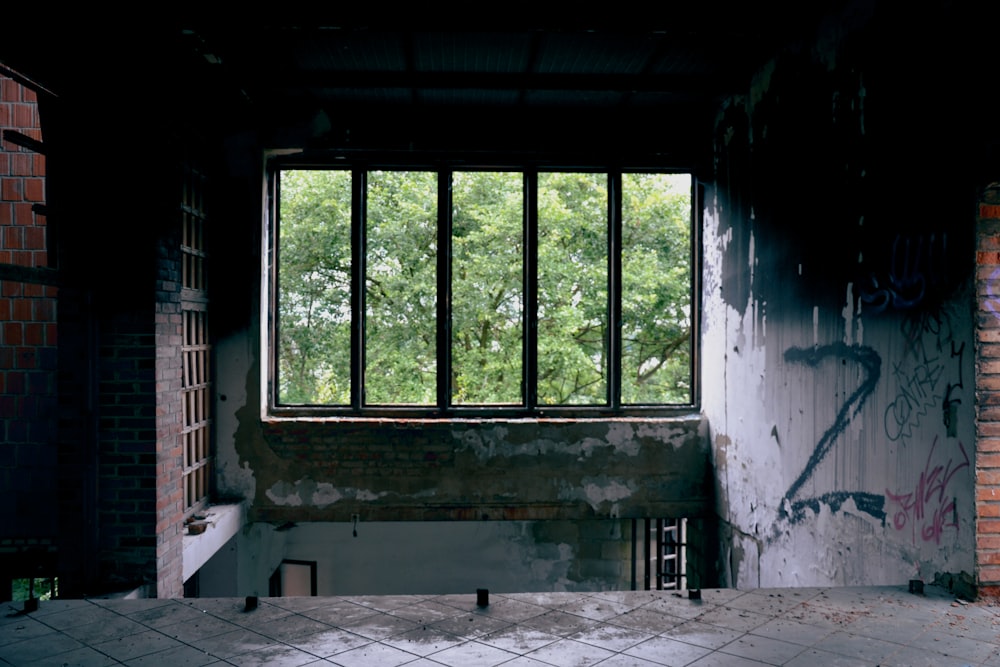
(632, 518), (688, 591)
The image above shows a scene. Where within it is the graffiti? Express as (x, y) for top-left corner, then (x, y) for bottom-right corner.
(784, 491), (885, 525)
(985, 267), (1000, 320)
(859, 233), (949, 313)
(886, 437), (969, 544)
(886, 312), (965, 441)
(780, 343), (881, 523)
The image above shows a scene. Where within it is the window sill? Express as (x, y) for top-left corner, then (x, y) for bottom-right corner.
(182, 502), (246, 583)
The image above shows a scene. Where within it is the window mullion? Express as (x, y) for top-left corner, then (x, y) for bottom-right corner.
(525, 170), (538, 410)
(438, 169), (452, 412)
(352, 168), (366, 410)
(609, 171), (623, 409)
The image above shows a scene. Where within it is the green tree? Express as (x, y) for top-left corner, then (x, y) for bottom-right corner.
(452, 171), (523, 404)
(365, 170), (438, 404)
(277, 169), (352, 404)
(621, 173), (692, 404)
(276, 168), (691, 407)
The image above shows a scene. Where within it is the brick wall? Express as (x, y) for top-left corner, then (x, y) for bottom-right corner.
(155, 224), (185, 598)
(977, 187), (1000, 597)
(96, 320), (158, 591)
(0, 72), (59, 582)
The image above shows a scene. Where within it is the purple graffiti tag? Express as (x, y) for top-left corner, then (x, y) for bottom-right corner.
(985, 267), (1000, 320)
(859, 233), (947, 313)
(886, 437), (969, 545)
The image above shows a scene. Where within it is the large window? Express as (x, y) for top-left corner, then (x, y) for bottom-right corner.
(269, 163), (696, 416)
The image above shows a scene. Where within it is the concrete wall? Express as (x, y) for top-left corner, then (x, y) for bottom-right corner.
(702, 4), (980, 589)
(214, 520), (638, 597)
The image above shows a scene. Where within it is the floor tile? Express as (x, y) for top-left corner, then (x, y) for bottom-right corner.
(0, 614), (59, 645)
(660, 620), (743, 650)
(300, 600), (381, 626)
(623, 635), (713, 666)
(717, 633), (807, 664)
(249, 612), (333, 641)
(5, 586), (997, 667)
(411, 639), (519, 666)
(188, 627), (279, 660)
(518, 609), (598, 636)
(606, 606), (685, 634)
(380, 625), (466, 656)
(387, 599), (464, 624)
(23, 645), (121, 667)
(476, 624), (562, 654)
(289, 628), (370, 656)
(326, 641), (424, 666)
(340, 612), (419, 640)
(223, 642), (328, 667)
(431, 610), (512, 638)
(566, 623), (655, 652)
(91, 628), (186, 662)
(555, 597), (635, 621)
(747, 617), (833, 646)
(812, 630), (902, 663)
(522, 638), (615, 667)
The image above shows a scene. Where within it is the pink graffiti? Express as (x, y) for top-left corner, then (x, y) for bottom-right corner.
(886, 437), (969, 545)
(985, 267), (1000, 320)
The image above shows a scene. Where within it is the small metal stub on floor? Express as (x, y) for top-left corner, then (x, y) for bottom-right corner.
(688, 589), (702, 600)
(908, 579), (924, 595)
(245, 595), (258, 611)
(476, 588), (489, 607)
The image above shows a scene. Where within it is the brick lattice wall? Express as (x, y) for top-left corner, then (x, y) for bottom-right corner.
(977, 186), (1000, 597)
(0, 73), (59, 577)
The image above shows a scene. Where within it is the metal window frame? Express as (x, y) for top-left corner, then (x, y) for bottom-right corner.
(267, 156), (699, 419)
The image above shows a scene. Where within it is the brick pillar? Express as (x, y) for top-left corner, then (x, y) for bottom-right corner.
(0, 73), (59, 587)
(976, 185), (1000, 597)
(155, 226), (185, 598)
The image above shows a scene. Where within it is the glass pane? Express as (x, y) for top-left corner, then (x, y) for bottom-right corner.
(277, 170), (352, 405)
(537, 172), (608, 405)
(452, 172), (523, 405)
(365, 170), (437, 405)
(621, 173), (692, 404)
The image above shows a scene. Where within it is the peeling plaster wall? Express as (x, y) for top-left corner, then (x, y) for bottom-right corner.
(221, 520), (636, 596)
(702, 5), (978, 589)
(214, 374), (710, 523)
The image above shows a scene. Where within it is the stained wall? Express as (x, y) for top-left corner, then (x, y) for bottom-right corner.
(701, 3), (983, 590)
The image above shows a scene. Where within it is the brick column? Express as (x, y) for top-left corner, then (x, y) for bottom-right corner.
(0, 73), (59, 586)
(976, 184), (1000, 597)
(154, 226), (185, 598)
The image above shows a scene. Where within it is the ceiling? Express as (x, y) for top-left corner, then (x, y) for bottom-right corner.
(1, 12), (845, 167)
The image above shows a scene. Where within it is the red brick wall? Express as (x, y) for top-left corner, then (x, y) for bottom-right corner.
(155, 227), (185, 599)
(0, 73), (58, 576)
(977, 187), (1000, 597)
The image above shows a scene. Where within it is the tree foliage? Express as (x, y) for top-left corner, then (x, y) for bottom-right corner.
(276, 168), (691, 407)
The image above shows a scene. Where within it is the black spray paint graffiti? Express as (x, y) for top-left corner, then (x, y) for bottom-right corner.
(887, 311), (965, 441)
(886, 437), (969, 545)
(779, 343), (883, 525)
(858, 233), (949, 313)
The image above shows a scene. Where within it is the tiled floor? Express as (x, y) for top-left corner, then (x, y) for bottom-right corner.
(2, 585), (999, 666)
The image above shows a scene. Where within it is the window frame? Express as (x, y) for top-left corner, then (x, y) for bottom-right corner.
(265, 154), (700, 419)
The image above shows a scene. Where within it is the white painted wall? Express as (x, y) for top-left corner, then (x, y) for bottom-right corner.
(702, 190), (976, 588)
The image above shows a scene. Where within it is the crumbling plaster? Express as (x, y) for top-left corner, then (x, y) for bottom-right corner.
(213, 326), (711, 523)
(702, 12), (977, 588)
